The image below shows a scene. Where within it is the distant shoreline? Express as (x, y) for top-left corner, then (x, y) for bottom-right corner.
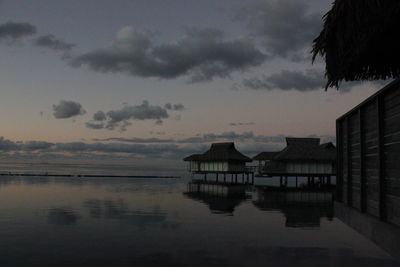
(0, 173), (180, 179)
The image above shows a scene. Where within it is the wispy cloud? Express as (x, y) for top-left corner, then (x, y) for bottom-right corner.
(243, 69), (326, 91)
(229, 122), (255, 126)
(0, 133), (335, 160)
(235, 0), (322, 61)
(0, 21), (36, 42)
(34, 34), (76, 58)
(164, 103), (185, 111)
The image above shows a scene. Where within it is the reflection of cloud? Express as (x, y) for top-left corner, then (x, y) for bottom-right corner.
(47, 207), (80, 225)
(83, 199), (179, 229)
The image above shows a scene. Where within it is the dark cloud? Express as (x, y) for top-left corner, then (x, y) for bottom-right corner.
(242, 69), (387, 92)
(92, 110), (106, 121)
(105, 100), (169, 130)
(229, 122), (255, 126)
(95, 132), (287, 145)
(85, 122), (104, 130)
(50, 142), (190, 157)
(34, 34), (75, 53)
(0, 21), (36, 41)
(71, 26), (266, 81)
(0, 136), (18, 151)
(236, 0), (322, 60)
(164, 103), (185, 111)
(52, 100), (86, 119)
(243, 69), (325, 91)
(0, 133), (335, 160)
(178, 131), (256, 143)
(85, 101), (170, 131)
(94, 137), (175, 143)
(149, 131), (166, 135)
(20, 141), (54, 151)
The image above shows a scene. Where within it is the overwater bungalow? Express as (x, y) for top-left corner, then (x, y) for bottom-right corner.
(184, 142), (254, 183)
(259, 138), (336, 181)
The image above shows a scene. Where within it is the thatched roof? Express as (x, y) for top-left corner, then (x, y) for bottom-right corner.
(274, 138), (336, 162)
(312, 0), (400, 88)
(253, 152), (280, 161)
(183, 142), (252, 162)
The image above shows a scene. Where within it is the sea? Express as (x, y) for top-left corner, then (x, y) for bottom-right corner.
(0, 161), (398, 266)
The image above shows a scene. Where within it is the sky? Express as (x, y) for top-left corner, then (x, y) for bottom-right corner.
(0, 0), (387, 165)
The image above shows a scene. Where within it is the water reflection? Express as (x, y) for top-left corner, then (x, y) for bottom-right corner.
(183, 181), (249, 215)
(243, 246), (398, 267)
(253, 187), (333, 228)
(83, 199), (180, 229)
(47, 207), (80, 225)
(0, 175), (399, 266)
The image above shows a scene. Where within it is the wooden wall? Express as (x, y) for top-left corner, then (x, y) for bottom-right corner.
(286, 162), (334, 174)
(188, 161), (247, 172)
(337, 80), (400, 227)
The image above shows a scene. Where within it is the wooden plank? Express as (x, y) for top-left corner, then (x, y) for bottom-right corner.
(336, 119), (343, 202)
(386, 195), (400, 227)
(377, 96), (387, 221)
(347, 116), (353, 206)
(360, 108), (367, 212)
(342, 118), (348, 203)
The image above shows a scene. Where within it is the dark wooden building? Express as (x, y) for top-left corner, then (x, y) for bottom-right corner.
(184, 142), (252, 173)
(260, 137), (336, 177)
(184, 142), (254, 183)
(313, 0), (400, 259)
(336, 79), (400, 226)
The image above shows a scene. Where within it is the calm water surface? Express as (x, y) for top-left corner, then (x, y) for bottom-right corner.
(0, 165), (399, 266)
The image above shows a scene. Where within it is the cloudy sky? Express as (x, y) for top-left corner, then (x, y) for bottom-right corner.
(0, 0), (386, 164)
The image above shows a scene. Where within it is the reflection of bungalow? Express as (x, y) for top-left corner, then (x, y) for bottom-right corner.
(260, 138), (336, 177)
(252, 188), (333, 228)
(184, 142), (252, 173)
(184, 181), (248, 215)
